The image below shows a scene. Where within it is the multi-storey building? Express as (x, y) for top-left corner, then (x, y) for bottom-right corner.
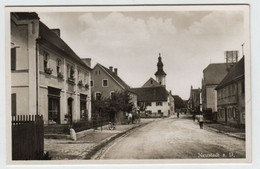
(215, 57), (245, 127)
(11, 12), (92, 125)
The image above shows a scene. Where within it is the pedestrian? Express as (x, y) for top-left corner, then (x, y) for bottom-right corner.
(128, 113), (132, 124)
(192, 114), (195, 121)
(198, 113), (204, 129)
(177, 112), (179, 118)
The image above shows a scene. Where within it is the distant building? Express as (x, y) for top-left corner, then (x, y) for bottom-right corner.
(11, 12), (92, 125)
(215, 57), (245, 127)
(132, 54), (174, 117)
(90, 63), (137, 123)
(188, 86), (201, 114)
(201, 63), (230, 113)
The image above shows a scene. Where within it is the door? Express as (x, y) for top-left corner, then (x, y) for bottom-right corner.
(68, 98), (73, 125)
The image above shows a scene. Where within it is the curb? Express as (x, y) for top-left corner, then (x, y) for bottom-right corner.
(205, 127), (245, 141)
(84, 122), (150, 159)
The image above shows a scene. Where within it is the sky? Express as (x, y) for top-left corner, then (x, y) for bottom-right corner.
(38, 9), (246, 100)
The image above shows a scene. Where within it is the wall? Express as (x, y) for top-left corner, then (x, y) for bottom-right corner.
(91, 65), (124, 99)
(11, 14), (39, 116)
(145, 101), (169, 117)
(217, 79), (245, 126)
(205, 85), (218, 112)
(38, 44), (91, 124)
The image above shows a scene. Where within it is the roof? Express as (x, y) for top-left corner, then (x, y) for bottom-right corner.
(203, 63), (229, 85)
(38, 21), (91, 70)
(12, 12), (39, 20)
(142, 77), (162, 88)
(96, 63), (134, 93)
(216, 57), (244, 90)
(131, 86), (169, 102)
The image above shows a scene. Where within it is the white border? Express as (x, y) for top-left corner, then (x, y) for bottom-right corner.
(0, 1), (259, 169)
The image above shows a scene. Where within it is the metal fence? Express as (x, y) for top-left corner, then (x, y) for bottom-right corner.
(12, 115), (44, 160)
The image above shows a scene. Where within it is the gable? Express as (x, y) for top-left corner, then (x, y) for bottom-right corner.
(142, 77), (162, 88)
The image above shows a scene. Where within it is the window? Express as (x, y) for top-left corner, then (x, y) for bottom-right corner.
(145, 102), (152, 106)
(43, 52), (49, 69)
(84, 73), (88, 84)
(11, 48), (16, 70)
(110, 91), (116, 100)
(95, 92), (101, 100)
(11, 93), (16, 116)
(90, 80), (94, 87)
(150, 80), (153, 84)
(156, 101), (163, 106)
(95, 71), (98, 75)
(70, 66), (74, 79)
(102, 79), (108, 87)
(56, 59), (61, 74)
(48, 87), (61, 124)
(99, 70), (101, 75)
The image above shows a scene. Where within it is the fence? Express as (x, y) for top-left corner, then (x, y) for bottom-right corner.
(12, 115), (44, 160)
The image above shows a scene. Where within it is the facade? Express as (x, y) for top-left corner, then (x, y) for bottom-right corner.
(11, 12), (92, 125)
(132, 55), (174, 117)
(188, 86), (201, 114)
(90, 63), (137, 123)
(201, 63), (230, 113)
(215, 57), (245, 127)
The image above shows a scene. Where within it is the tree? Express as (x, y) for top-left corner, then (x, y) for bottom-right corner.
(91, 91), (135, 123)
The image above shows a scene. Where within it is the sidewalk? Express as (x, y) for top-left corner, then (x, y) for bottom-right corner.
(204, 122), (245, 140)
(44, 118), (155, 160)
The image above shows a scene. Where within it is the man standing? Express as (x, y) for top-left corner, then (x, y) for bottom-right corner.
(198, 113), (204, 129)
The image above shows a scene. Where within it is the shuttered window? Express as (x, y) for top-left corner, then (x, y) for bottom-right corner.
(11, 93), (16, 116)
(11, 48), (16, 70)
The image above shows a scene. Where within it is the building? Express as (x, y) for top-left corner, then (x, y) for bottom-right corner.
(215, 57), (245, 127)
(188, 86), (201, 114)
(11, 12), (92, 125)
(90, 63), (137, 123)
(201, 63), (230, 114)
(132, 54), (174, 117)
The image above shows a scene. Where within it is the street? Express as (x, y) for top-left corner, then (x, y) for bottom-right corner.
(94, 115), (245, 159)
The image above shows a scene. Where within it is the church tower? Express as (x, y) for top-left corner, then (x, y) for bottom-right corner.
(155, 53), (167, 86)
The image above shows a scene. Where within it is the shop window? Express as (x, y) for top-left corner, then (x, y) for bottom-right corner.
(48, 87), (61, 124)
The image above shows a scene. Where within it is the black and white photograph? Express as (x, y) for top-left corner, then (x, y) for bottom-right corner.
(6, 5), (251, 164)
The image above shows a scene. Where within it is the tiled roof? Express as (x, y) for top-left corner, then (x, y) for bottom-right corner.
(131, 86), (169, 102)
(203, 63), (229, 85)
(97, 64), (134, 93)
(216, 57), (244, 90)
(38, 21), (91, 70)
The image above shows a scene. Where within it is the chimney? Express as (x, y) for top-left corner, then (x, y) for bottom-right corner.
(109, 66), (113, 72)
(114, 68), (118, 76)
(51, 29), (60, 37)
(81, 58), (91, 67)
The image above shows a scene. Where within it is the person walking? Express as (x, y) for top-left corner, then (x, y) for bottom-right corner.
(198, 113), (204, 129)
(177, 112), (180, 118)
(128, 113), (132, 124)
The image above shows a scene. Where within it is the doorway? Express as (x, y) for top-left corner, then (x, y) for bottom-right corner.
(68, 97), (73, 125)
